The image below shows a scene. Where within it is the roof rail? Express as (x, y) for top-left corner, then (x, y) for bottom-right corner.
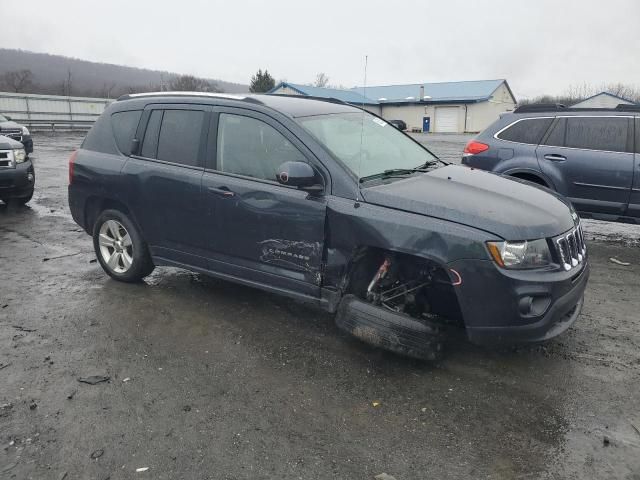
(116, 91), (251, 101)
(266, 93), (349, 106)
(615, 104), (640, 112)
(513, 103), (567, 113)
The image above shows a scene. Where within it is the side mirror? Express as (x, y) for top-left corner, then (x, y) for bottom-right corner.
(276, 161), (322, 192)
(130, 138), (140, 156)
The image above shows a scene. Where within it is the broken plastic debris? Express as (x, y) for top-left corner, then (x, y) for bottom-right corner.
(90, 449), (104, 459)
(136, 467), (150, 472)
(78, 375), (110, 385)
(372, 401), (381, 407)
(375, 474), (397, 480)
(123, 377), (131, 382)
(609, 257), (631, 266)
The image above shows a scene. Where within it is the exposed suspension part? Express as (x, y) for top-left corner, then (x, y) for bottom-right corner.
(335, 254), (449, 360)
(365, 256), (434, 317)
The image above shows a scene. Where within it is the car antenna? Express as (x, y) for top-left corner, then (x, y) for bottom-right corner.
(356, 54), (368, 202)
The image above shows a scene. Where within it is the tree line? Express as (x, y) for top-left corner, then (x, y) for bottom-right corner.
(520, 82), (640, 106)
(0, 68), (224, 98)
(0, 64), (340, 98)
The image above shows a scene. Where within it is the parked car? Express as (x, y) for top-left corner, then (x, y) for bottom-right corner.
(0, 113), (33, 154)
(68, 92), (588, 360)
(388, 119), (407, 131)
(0, 134), (35, 205)
(462, 104), (640, 223)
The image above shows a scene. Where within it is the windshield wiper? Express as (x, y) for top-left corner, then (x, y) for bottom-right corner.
(359, 161), (439, 183)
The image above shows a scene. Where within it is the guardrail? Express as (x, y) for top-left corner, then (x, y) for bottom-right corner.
(24, 119), (96, 131)
(0, 91), (111, 131)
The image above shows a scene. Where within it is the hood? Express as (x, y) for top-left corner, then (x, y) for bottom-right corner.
(361, 165), (575, 240)
(0, 120), (23, 131)
(0, 134), (23, 150)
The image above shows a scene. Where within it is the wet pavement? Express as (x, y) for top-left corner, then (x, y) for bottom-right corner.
(1, 132), (639, 479)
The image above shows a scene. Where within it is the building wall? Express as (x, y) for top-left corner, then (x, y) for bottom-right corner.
(379, 104), (433, 132)
(379, 104), (467, 133)
(362, 105), (381, 115)
(270, 83), (515, 133)
(571, 94), (635, 109)
(464, 83), (516, 133)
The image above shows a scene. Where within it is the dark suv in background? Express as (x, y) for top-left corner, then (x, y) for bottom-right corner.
(0, 113), (34, 155)
(68, 93), (588, 360)
(0, 134), (35, 205)
(462, 104), (640, 223)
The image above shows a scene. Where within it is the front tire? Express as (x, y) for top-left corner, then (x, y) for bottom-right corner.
(93, 209), (154, 282)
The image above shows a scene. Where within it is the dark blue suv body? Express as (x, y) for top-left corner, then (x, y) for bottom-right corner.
(68, 93), (589, 360)
(462, 105), (640, 223)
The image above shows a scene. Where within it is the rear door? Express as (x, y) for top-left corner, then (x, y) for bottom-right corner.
(628, 117), (640, 217)
(536, 115), (634, 216)
(201, 107), (328, 296)
(121, 104), (209, 267)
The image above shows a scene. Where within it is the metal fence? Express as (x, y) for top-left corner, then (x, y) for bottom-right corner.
(0, 91), (113, 130)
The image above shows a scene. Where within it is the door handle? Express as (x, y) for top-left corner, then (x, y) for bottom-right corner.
(544, 154), (567, 162)
(207, 186), (235, 197)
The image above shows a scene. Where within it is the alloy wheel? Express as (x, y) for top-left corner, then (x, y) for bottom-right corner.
(98, 219), (133, 274)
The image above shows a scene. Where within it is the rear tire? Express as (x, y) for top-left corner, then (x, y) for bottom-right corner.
(93, 209), (154, 282)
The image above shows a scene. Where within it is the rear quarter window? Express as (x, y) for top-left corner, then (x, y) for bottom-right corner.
(111, 110), (142, 155)
(496, 118), (553, 145)
(565, 117), (629, 153)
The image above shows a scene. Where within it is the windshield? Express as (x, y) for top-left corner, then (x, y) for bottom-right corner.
(0, 114), (8, 122)
(297, 111), (439, 179)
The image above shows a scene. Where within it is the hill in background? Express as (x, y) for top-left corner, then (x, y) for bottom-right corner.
(0, 49), (249, 98)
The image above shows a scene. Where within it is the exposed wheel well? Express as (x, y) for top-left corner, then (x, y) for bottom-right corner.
(345, 246), (464, 324)
(509, 172), (549, 187)
(84, 197), (132, 234)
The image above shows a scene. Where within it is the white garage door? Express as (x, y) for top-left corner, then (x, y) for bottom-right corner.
(434, 107), (459, 133)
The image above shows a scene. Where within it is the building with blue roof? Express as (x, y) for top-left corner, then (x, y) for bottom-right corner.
(268, 79), (516, 133)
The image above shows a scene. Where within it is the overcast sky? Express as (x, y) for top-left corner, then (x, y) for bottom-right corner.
(4, 0), (639, 98)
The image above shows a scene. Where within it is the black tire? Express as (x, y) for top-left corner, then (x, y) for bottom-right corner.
(93, 209), (154, 282)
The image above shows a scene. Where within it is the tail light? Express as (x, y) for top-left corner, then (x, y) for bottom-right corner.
(68, 150), (78, 185)
(463, 140), (489, 155)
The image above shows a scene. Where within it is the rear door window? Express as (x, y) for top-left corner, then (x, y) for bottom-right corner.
(542, 118), (567, 147)
(497, 118), (553, 145)
(565, 117), (629, 153)
(111, 110), (142, 155)
(157, 110), (205, 166)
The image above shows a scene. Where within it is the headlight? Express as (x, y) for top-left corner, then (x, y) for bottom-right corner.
(487, 239), (552, 269)
(21, 126), (30, 135)
(13, 148), (27, 164)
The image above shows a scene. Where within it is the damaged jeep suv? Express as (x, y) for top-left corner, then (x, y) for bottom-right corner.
(68, 92), (589, 360)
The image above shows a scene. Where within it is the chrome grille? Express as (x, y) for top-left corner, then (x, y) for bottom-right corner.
(0, 150), (15, 168)
(0, 128), (22, 142)
(554, 225), (587, 271)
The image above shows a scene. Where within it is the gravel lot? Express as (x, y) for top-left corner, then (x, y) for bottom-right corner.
(1, 132), (639, 479)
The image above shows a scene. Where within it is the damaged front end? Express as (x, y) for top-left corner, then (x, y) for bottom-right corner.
(335, 252), (458, 360)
